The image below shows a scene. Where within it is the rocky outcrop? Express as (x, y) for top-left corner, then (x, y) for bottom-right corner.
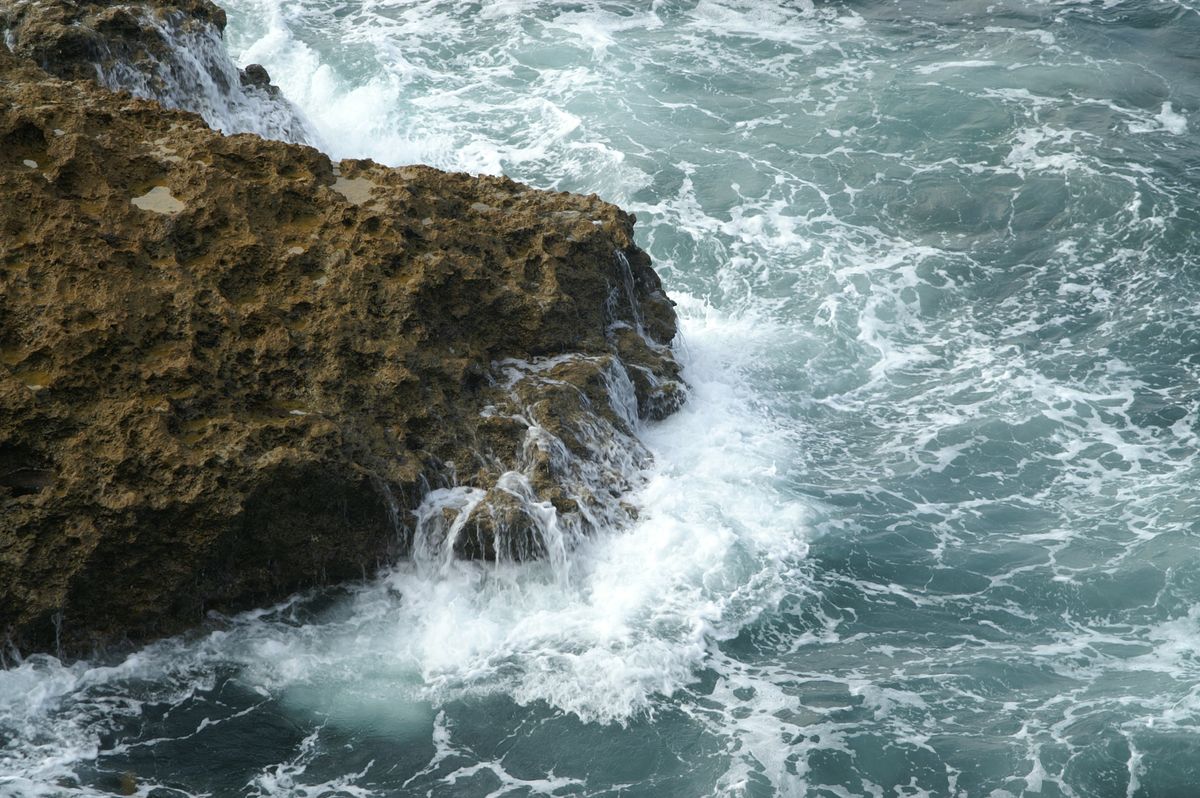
(1, 0), (312, 143)
(0, 26), (683, 654)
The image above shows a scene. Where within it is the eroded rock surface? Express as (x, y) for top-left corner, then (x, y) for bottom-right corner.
(0, 43), (684, 654)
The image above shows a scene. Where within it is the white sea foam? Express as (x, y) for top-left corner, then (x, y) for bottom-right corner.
(1127, 101), (1189, 135)
(216, 299), (810, 724)
(0, 305), (813, 795)
(914, 60), (997, 75)
(6, 0), (1200, 794)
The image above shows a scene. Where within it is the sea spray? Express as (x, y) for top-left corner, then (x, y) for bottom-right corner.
(94, 8), (316, 143)
(0, 300), (811, 794)
(4, 0), (1200, 794)
(1, 0), (316, 144)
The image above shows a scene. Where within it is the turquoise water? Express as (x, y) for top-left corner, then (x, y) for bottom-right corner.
(5, 1), (1200, 795)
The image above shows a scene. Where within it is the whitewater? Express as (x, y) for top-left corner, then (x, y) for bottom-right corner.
(4, 0), (1200, 795)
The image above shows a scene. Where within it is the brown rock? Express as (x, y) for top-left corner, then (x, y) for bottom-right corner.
(0, 42), (684, 654)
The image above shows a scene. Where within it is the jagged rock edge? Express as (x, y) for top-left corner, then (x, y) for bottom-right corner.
(0, 0), (687, 656)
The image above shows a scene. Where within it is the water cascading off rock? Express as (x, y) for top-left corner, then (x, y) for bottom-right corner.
(0, 9), (685, 655)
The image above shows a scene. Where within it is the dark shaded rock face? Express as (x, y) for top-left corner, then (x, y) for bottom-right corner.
(0, 31), (684, 654)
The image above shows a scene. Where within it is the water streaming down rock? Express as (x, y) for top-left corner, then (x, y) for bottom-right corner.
(0, 7), (685, 655)
(203, 0), (1200, 794)
(8, 0), (1200, 794)
(0, 0), (314, 143)
(437, 351), (654, 567)
(615, 249), (646, 337)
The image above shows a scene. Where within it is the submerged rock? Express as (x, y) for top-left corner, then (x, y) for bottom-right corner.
(0, 38), (684, 653)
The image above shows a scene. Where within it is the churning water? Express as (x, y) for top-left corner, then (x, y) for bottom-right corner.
(5, 0), (1200, 795)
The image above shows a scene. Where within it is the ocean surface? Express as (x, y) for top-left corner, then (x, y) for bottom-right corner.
(5, 0), (1200, 795)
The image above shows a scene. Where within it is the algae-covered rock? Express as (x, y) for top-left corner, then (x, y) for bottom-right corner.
(0, 42), (684, 654)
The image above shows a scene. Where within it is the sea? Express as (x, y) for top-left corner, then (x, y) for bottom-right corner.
(3, 0), (1200, 795)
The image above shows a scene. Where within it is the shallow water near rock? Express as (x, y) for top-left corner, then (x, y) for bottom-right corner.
(4, 0), (1200, 795)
